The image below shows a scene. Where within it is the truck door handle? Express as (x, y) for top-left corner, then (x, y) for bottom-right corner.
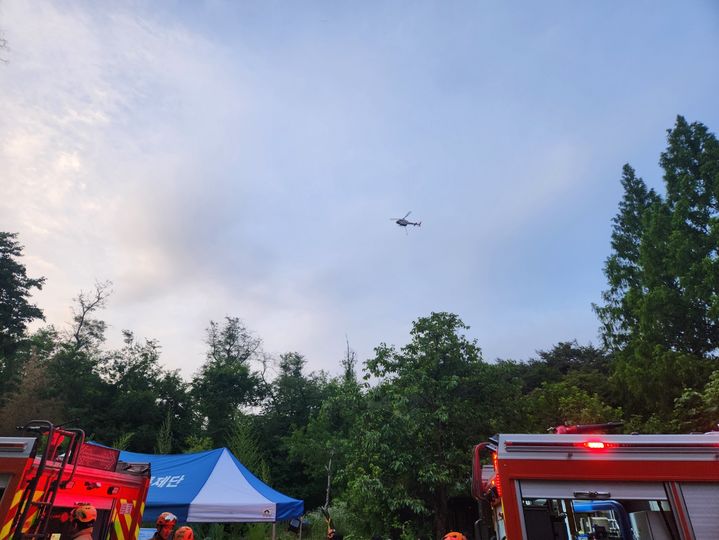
(573, 491), (610, 499)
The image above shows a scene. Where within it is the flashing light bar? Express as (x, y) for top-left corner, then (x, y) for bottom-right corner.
(492, 451), (503, 497)
(505, 440), (719, 453)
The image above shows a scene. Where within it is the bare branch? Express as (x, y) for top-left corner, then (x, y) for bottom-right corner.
(70, 280), (112, 351)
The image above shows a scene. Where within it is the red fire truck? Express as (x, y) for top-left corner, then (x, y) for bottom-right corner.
(0, 421), (150, 540)
(471, 426), (719, 540)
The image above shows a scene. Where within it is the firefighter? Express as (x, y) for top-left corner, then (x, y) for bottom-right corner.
(442, 533), (467, 540)
(173, 526), (194, 540)
(67, 503), (97, 540)
(152, 512), (178, 540)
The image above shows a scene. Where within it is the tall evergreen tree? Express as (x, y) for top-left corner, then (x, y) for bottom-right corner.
(596, 116), (719, 357)
(0, 232), (46, 399)
(595, 117), (719, 420)
(594, 166), (659, 350)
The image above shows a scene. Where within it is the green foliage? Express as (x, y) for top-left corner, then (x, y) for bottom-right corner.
(0, 232), (46, 399)
(155, 410), (173, 454)
(288, 376), (366, 509)
(610, 343), (713, 419)
(525, 381), (622, 431)
(595, 165), (659, 350)
(112, 432), (135, 450)
(256, 352), (335, 508)
(672, 370), (719, 432)
(596, 116), (719, 422)
(227, 415), (270, 483)
(345, 312), (488, 538)
(185, 434), (214, 452)
(192, 317), (264, 446)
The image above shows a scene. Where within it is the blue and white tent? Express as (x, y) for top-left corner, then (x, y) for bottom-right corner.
(119, 447), (303, 523)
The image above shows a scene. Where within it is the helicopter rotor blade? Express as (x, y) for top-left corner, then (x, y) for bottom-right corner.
(403, 211), (411, 219)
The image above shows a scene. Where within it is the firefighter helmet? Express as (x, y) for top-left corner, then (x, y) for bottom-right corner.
(174, 526), (194, 540)
(442, 533), (467, 540)
(71, 503), (97, 523)
(156, 512), (178, 527)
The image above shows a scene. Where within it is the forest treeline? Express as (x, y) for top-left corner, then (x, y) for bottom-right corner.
(1, 116), (717, 539)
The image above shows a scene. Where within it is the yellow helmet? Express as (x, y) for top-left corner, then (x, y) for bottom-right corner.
(71, 504), (97, 523)
(173, 526), (194, 540)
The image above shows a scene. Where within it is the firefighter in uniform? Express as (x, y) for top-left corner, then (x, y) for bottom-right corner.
(152, 512), (178, 540)
(67, 503), (97, 540)
(173, 526), (194, 540)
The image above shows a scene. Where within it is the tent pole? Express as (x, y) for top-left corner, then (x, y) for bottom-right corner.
(272, 522), (276, 540)
(299, 520), (303, 540)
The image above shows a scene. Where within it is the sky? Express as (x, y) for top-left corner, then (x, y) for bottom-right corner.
(2, 1), (718, 379)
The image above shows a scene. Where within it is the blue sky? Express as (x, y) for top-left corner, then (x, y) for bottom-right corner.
(2, 1), (718, 378)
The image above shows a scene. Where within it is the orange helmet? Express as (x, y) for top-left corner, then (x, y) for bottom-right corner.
(443, 533), (467, 540)
(71, 504), (97, 523)
(156, 512), (178, 527)
(174, 526), (193, 540)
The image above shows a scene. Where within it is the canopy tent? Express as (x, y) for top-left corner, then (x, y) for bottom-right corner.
(119, 447), (303, 523)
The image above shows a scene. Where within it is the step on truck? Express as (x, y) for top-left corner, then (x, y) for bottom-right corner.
(471, 425), (719, 540)
(0, 421), (150, 540)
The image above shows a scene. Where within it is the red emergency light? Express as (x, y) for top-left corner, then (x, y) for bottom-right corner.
(585, 441), (605, 449)
(492, 452), (502, 497)
(579, 440), (616, 450)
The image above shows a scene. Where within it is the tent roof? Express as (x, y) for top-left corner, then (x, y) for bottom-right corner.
(119, 447), (303, 522)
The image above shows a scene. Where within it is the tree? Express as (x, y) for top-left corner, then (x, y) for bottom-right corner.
(595, 117), (719, 421)
(97, 329), (198, 452)
(258, 352), (331, 506)
(286, 354), (367, 511)
(42, 283), (111, 437)
(594, 167), (659, 350)
(227, 415), (269, 483)
(192, 317), (264, 445)
(0, 232), (46, 398)
(0, 347), (65, 435)
(524, 381), (622, 431)
(518, 341), (613, 397)
(344, 312), (491, 539)
(597, 117), (719, 355)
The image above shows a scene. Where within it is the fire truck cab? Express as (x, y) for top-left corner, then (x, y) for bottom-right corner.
(472, 432), (719, 540)
(0, 421), (150, 540)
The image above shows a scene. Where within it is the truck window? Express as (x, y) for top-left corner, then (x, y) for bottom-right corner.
(0, 473), (10, 506)
(519, 481), (680, 540)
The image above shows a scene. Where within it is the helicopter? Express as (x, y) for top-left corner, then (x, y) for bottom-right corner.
(391, 211), (421, 228)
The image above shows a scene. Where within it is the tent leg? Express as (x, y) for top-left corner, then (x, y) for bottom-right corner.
(272, 522), (276, 540)
(299, 520), (303, 540)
